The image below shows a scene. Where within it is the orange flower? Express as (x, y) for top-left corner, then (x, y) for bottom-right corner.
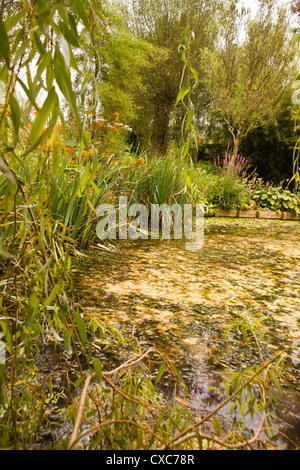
(33, 105), (41, 118)
(55, 122), (63, 132)
(113, 112), (119, 122)
(136, 157), (145, 166)
(112, 123), (120, 134)
(83, 148), (95, 157)
(3, 103), (10, 115)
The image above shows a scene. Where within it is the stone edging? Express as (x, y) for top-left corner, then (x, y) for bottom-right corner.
(205, 209), (300, 221)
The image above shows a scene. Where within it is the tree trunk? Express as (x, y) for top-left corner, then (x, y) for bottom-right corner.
(150, 99), (173, 158)
(232, 134), (240, 158)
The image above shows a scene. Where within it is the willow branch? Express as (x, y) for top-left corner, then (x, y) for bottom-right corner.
(68, 374), (93, 450)
(162, 345), (291, 450)
(102, 347), (156, 377)
(68, 419), (168, 451)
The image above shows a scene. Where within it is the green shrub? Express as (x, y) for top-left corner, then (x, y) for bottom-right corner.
(214, 173), (252, 210)
(199, 150), (256, 211)
(251, 187), (300, 215)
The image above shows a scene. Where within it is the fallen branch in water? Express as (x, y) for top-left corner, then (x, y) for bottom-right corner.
(162, 345), (291, 450)
(102, 347), (156, 376)
(67, 340), (293, 451)
(68, 374), (93, 450)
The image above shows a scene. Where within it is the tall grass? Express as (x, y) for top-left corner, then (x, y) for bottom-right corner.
(0, 145), (256, 261)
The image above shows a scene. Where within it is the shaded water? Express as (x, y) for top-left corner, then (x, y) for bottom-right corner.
(72, 218), (300, 448)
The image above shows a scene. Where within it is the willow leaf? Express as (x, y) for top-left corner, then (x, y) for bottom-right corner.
(0, 19), (9, 66)
(28, 87), (58, 147)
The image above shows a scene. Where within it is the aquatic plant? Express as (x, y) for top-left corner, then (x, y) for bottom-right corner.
(65, 314), (295, 450)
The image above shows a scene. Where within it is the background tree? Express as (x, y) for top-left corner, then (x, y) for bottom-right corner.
(203, 0), (297, 157)
(62, 0), (154, 150)
(125, 0), (218, 157)
(239, 99), (298, 184)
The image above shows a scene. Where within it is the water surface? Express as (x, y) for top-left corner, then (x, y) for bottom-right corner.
(73, 218), (300, 447)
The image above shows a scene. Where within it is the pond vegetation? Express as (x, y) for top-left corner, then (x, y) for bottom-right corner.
(71, 219), (300, 449)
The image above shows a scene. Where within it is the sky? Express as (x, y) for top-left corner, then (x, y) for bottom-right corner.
(240, 0), (259, 12)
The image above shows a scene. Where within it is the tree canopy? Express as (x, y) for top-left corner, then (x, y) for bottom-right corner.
(202, 0), (297, 156)
(124, 0), (219, 156)
(0, 0), (298, 175)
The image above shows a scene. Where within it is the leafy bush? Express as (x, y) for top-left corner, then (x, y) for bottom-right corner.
(215, 173), (252, 210)
(200, 150), (256, 210)
(251, 187), (300, 215)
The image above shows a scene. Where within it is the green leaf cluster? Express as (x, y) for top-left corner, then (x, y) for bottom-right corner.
(251, 187), (300, 215)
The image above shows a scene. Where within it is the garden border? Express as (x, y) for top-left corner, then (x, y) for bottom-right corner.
(205, 210), (300, 221)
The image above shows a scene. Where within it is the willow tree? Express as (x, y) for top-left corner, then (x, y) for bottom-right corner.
(69, 0), (155, 143)
(126, 0), (218, 157)
(203, 0), (297, 157)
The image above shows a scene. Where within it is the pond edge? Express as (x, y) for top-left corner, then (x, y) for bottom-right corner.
(205, 210), (300, 221)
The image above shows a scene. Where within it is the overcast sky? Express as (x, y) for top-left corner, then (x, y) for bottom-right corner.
(240, 0), (259, 10)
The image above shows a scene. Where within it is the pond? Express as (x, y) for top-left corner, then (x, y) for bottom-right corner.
(72, 218), (300, 449)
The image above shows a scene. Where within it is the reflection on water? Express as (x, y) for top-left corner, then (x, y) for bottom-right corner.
(72, 218), (300, 448)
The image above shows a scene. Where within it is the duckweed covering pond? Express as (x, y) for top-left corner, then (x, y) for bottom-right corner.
(72, 218), (300, 447)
